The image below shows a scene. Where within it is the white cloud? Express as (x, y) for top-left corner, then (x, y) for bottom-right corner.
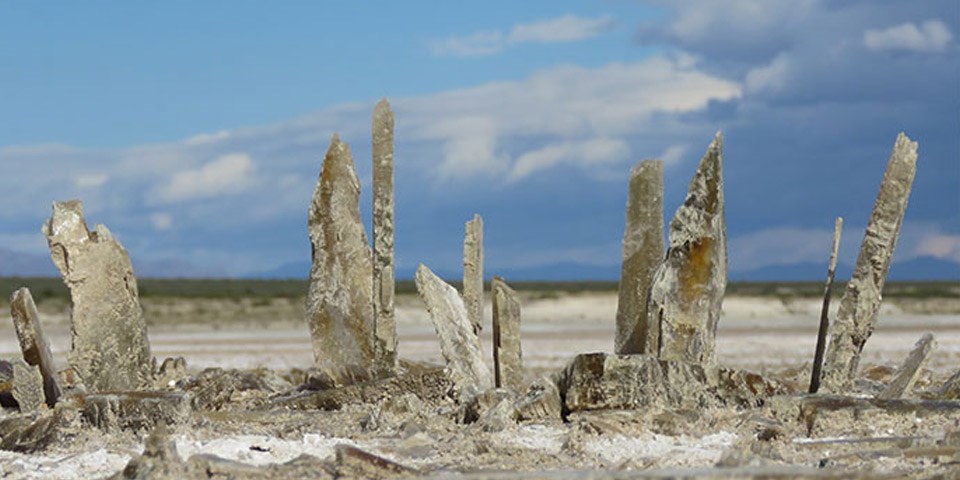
(730, 222), (960, 274)
(728, 226), (841, 272)
(745, 54), (790, 94)
(425, 116), (509, 178)
(399, 57), (741, 179)
(658, 145), (688, 166)
(913, 232), (960, 262)
(184, 129), (232, 146)
(0, 56), (741, 275)
(510, 14), (615, 43)
(638, 0), (818, 61)
(431, 31), (505, 57)
(152, 153), (256, 204)
(431, 14), (614, 57)
(75, 173), (109, 189)
(150, 213), (173, 231)
(864, 20), (953, 53)
(509, 138), (628, 182)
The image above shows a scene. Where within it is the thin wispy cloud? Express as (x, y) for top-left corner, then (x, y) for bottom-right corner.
(431, 14), (615, 57)
(864, 20), (953, 53)
(151, 153), (257, 204)
(508, 138), (629, 182)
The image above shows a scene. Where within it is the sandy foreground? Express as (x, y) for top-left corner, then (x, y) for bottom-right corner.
(1, 293), (959, 478)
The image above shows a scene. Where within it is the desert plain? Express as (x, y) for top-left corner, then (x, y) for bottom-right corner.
(0, 280), (958, 479)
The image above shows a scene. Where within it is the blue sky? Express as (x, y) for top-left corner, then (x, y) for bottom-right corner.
(0, 1), (958, 280)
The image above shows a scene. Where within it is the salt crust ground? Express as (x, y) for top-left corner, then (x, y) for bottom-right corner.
(0, 294), (957, 478)
(0, 428), (743, 478)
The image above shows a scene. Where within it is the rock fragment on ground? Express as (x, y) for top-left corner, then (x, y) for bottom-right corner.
(515, 374), (562, 421)
(646, 133), (726, 366)
(109, 424), (188, 479)
(188, 454), (334, 479)
(180, 367), (291, 410)
(478, 397), (518, 432)
(559, 352), (786, 415)
(878, 333), (936, 400)
(492, 276), (523, 391)
(415, 264), (493, 402)
(42, 199), (153, 392)
(463, 214), (484, 336)
(154, 356), (188, 389)
(0, 412), (60, 453)
(788, 394), (960, 437)
(273, 361), (449, 411)
(9, 288), (61, 407)
(305, 135), (377, 386)
(821, 133), (919, 392)
(938, 369), (960, 400)
(11, 359), (44, 414)
(113, 425), (336, 479)
(459, 388), (516, 424)
(78, 391), (192, 431)
(560, 353), (717, 413)
(715, 367), (790, 408)
(372, 98), (398, 377)
(0, 359), (15, 408)
(615, 159), (665, 355)
(335, 444), (417, 478)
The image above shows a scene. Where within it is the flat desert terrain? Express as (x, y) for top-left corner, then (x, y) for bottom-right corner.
(1, 285), (959, 478)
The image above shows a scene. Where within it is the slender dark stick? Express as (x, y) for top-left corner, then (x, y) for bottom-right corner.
(810, 217), (843, 393)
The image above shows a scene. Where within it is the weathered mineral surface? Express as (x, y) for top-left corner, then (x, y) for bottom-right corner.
(821, 133), (919, 393)
(180, 367), (292, 411)
(939, 370), (960, 400)
(477, 396), (518, 432)
(646, 133), (726, 365)
(0, 411), (60, 453)
(113, 425), (337, 479)
(615, 160), (665, 355)
(42, 200), (153, 392)
(78, 391), (193, 431)
(771, 394), (960, 439)
(109, 424), (189, 479)
(810, 217), (843, 394)
(187, 454), (333, 480)
(560, 353), (716, 413)
(458, 387), (515, 424)
(0, 359), (13, 408)
(335, 444), (417, 478)
(306, 135), (376, 386)
(463, 214), (484, 336)
(559, 352), (786, 414)
(878, 333), (936, 400)
(11, 359), (44, 414)
(10, 288), (61, 407)
(372, 98), (398, 377)
(272, 360), (449, 411)
(415, 264), (492, 402)
(492, 276), (523, 392)
(515, 374), (562, 421)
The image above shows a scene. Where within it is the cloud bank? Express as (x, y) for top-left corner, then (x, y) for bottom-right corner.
(431, 14), (615, 57)
(0, 3), (957, 279)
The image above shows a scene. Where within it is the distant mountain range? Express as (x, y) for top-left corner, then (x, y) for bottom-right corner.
(0, 248), (57, 277)
(0, 247), (226, 279)
(258, 260), (622, 281)
(730, 256), (959, 282)
(258, 256), (958, 282)
(2, 247), (956, 281)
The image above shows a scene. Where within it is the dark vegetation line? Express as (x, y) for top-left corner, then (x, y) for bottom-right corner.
(0, 277), (956, 302)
